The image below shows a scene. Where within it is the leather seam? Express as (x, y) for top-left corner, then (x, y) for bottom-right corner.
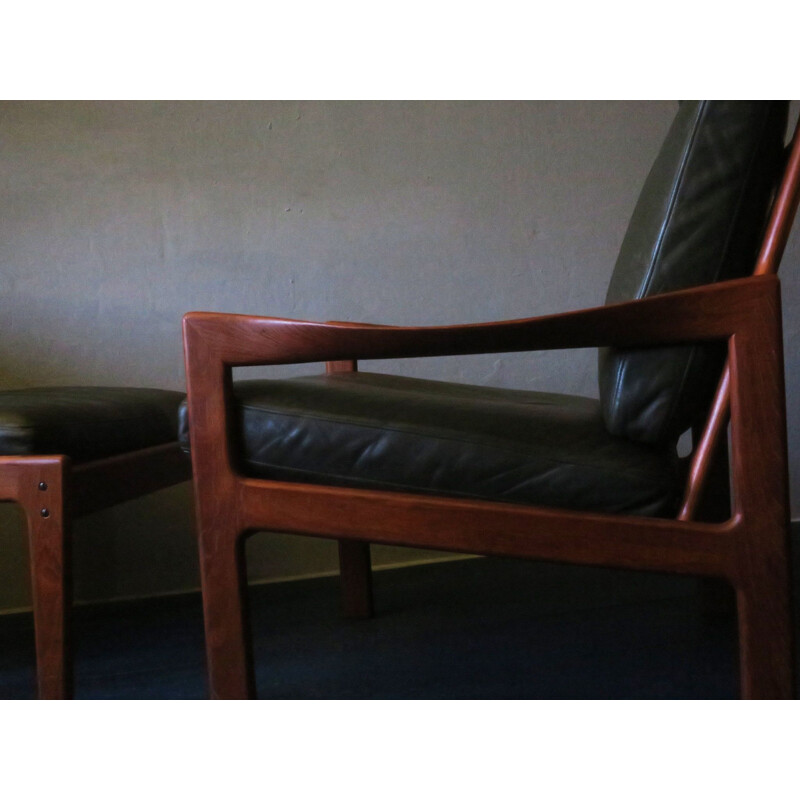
(279, 374), (576, 407)
(243, 460), (672, 511)
(657, 104), (774, 438)
(638, 101), (708, 300)
(240, 410), (671, 480)
(606, 101), (706, 434)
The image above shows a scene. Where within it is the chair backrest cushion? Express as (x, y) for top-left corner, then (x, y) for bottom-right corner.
(598, 100), (788, 445)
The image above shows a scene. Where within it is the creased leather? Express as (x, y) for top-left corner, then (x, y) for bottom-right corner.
(598, 101), (788, 444)
(177, 101), (788, 518)
(0, 386), (185, 462)
(179, 373), (680, 517)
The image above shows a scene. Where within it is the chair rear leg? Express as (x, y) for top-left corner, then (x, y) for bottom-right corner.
(338, 540), (373, 618)
(326, 362), (374, 619)
(23, 461), (72, 700)
(199, 527), (255, 699)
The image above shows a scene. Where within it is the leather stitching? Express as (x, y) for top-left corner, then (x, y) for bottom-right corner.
(606, 100), (704, 440)
(656, 104), (774, 440)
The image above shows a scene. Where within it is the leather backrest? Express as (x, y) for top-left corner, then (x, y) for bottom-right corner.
(598, 101), (788, 445)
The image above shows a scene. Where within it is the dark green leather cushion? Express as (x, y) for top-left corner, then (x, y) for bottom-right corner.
(0, 386), (185, 462)
(178, 372), (681, 517)
(599, 101), (788, 444)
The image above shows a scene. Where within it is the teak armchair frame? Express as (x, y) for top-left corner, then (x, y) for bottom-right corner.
(0, 442), (190, 699)
(183, 117), (800, 700)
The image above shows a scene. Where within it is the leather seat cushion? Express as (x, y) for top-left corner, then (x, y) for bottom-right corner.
(179, 372), (681, 517)
(0, 386), (185, 462)
(599, 101), (788, 444)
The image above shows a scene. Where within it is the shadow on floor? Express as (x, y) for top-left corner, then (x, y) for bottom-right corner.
(7, 550), (786, 699)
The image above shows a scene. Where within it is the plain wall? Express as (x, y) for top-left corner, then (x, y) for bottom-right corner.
(1, 100), (798, 611)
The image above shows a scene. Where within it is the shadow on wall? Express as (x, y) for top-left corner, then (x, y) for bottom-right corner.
(0, 297), (463, 612)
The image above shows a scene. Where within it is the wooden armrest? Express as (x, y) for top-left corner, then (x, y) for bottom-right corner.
(181, 275), (781, 489)
(183, 275), (778, 370)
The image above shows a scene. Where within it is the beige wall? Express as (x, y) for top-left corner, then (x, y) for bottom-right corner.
(1, 101), (798, 610)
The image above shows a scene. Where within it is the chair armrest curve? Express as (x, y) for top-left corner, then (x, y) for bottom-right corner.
(183, 275), (779, 370)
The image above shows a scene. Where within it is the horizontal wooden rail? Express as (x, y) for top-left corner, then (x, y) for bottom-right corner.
(239, 479), (739, 579)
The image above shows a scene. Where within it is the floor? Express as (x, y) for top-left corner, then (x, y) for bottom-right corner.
(2, 552), (781, 700)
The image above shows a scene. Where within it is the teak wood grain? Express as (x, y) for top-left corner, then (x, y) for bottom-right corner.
(183, 274), (795, 700)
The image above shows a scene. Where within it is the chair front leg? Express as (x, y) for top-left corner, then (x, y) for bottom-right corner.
(728, 307), (795, 699)
(198, 524), (255, 699)
(20, 459), (72, 700)
(734, 529), (794, 700)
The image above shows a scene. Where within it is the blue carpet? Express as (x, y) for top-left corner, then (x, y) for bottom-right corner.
(2, 553), (776, 699)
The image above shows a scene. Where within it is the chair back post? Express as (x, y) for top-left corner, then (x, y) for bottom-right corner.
(679, 114), (800, 521)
